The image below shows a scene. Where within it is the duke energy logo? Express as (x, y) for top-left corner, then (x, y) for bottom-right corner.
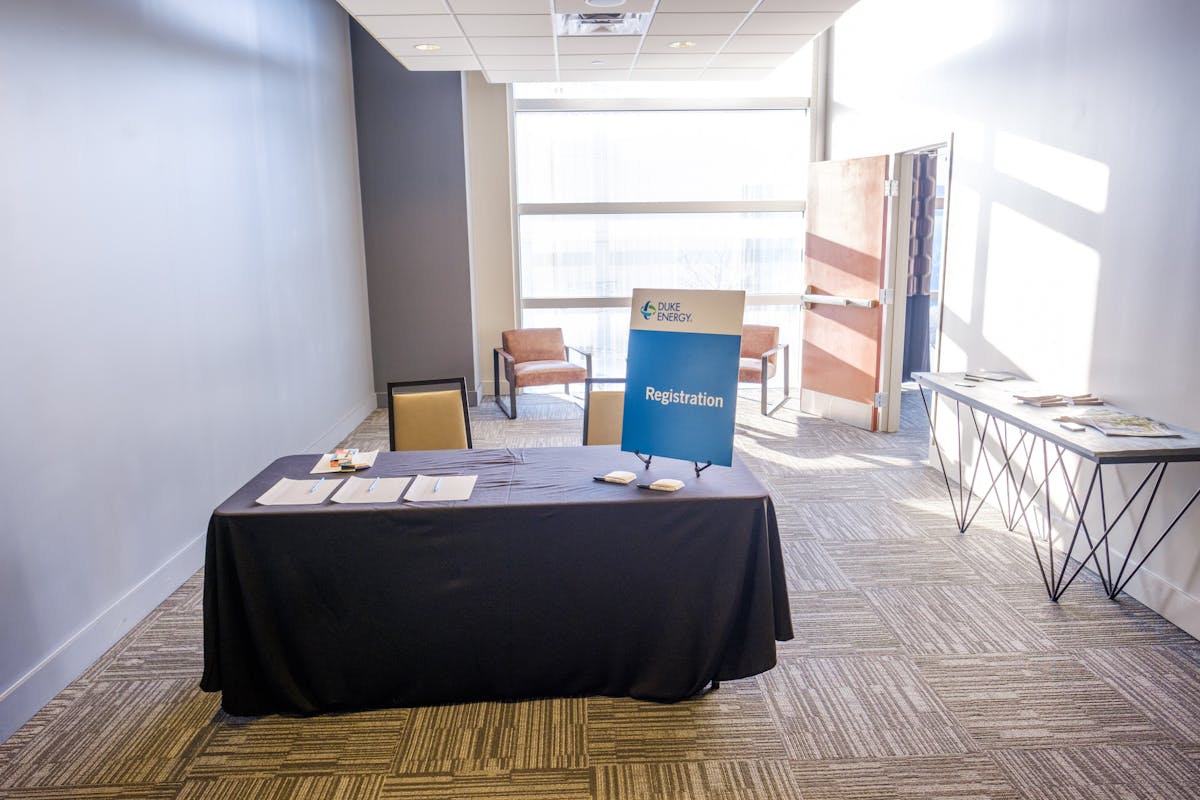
(640, 300), (694, 323)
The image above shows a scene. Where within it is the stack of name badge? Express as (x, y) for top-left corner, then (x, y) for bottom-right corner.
(330, 448), (363, 472)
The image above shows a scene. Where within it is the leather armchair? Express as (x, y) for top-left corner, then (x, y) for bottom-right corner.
(493, 328), (592, 419)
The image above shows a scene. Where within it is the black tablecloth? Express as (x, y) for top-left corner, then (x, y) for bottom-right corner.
(201, 445), (793, 715)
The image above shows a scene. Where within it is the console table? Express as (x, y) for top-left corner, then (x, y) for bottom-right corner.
(914, 372), (1200, 601)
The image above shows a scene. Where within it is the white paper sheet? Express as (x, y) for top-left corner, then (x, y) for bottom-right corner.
(310, 449), (380, 474)
(330, 476), (412, 504)
(255, 477), (341, 506)
(403, 474), (477, 502)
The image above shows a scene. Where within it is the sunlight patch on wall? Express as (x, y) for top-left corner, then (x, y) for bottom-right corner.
(994, 131), (1110, 213)
(942, 184), (979, 326)
(982, 204), (1098, 392)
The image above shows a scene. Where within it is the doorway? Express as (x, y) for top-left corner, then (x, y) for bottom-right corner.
(878, 141), (953, 432)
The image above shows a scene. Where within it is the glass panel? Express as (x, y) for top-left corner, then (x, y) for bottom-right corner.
(515, 110), (807, 203)
(521, 307), (632, 380)
(519, 212), (804, 298)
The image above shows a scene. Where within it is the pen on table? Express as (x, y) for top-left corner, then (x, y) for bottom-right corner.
(368, 476), (380, 493)
(433, 478), (442, 493)
(309, 476), (325, 494)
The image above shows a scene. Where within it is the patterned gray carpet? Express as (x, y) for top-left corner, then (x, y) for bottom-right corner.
(2, 390), (1199, 799)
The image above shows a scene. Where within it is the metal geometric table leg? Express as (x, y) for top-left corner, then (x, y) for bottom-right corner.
(920, 387), (1016, 534)
(1049, 462), (1179, 600)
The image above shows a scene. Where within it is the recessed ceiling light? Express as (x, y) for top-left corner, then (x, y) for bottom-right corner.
(668, 40), (697, 49)
(413, 43), (441, 52)
(586, 0), (626, 7)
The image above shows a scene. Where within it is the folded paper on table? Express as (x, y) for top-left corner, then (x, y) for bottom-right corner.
(256, 477), (341, 505)
(331, 476), (411, 504)
(644, 478), (685, 492)
(404, 474), (477, 502)
(599, 470), (637, 485)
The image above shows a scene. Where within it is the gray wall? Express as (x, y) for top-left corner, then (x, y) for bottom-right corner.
(828, 0), (1200, 633)
(0, 0), (374, 740)
(349, 24), (479, 404)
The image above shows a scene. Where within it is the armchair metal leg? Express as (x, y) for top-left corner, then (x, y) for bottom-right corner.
(493, 349), (517, 419)
(760, 344), (790, 417)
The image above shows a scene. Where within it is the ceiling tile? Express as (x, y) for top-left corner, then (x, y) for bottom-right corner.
(553, 34), (641, 54)
(634, 52), (713, 68)
(399, 54), (482, 70)
(709, 51), (792, 68)
(647, 12), (747, 36)
(559, 53), (635, 69)
(356, 14), (461, 37)
(478, 54), (557, 70)
(338, 0), (448, 13)
(756, 0), (858, 11)
(471, 36), (557, 55)
(484, 69), (559, 83)
(721, 33), (813, 53)
(554, 0), (655, 11)
(654, 0), (756, 10)
(458, 13), (552, 36)
(557, 69), (632, 81)
(381, 37), (474, 56)
(701, 67), (772, 80)
(629, 68), (706, 81)
(639, 34), (728, 54)
(737, 11), (840, 35)
(449, 0), (548, 11)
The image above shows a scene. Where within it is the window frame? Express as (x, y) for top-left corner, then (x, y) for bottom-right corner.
(511, 94), (811, 366)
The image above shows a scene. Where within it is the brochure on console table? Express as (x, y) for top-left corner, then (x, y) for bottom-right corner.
(404, 474), (477, 502)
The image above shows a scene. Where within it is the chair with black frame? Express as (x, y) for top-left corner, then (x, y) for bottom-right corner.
(583, 378), (626, 446)
(493, 328), (592, 419)
(739, 324), (790, 416)
(386, 377), (473, 451)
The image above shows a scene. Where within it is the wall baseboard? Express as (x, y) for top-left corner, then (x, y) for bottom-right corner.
(1078, 543), (1200, 639)
(0, 532), (206, 743)
(310, 392), (378, 450)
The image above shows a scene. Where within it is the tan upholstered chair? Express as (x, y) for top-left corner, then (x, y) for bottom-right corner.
(739, 324), (790, 416)
(493, 328), (592, 419)
(387, 377), (472, 451)
(583, 378), (625, 446)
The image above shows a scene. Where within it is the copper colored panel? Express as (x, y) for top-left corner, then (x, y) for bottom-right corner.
(802, 155), (890, 420)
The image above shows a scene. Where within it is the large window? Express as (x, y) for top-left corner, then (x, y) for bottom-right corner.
(513, 71), (810, 380)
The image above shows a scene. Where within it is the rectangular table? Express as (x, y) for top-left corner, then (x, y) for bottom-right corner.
(915, 372), (1200, 600)
(201, 445), (793, 716)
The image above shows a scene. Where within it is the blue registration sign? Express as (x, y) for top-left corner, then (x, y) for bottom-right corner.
(621, 289), (746, 466)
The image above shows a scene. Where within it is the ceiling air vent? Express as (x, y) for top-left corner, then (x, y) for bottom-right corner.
(556, 12), (651, 36)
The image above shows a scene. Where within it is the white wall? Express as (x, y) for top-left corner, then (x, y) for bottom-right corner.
(464, 73), (519, 397)
(827, 0), (1200, 633)
(0, 0), (374, 741)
